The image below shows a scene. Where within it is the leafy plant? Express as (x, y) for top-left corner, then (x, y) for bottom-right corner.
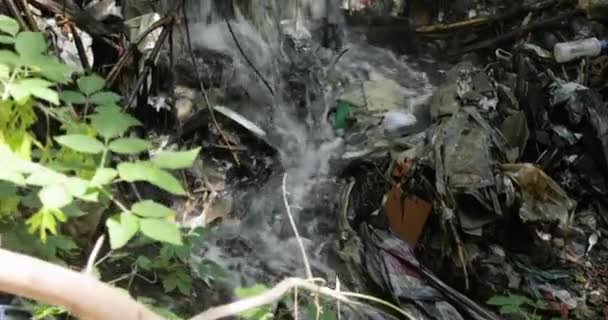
(23, 301), (68, 320)
(0, 14), (201, 252)
(487, 293), (547, 320)
(0, 13), (205, 315)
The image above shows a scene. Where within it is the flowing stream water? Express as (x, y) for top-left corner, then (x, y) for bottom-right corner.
(184, 0), (437, 302)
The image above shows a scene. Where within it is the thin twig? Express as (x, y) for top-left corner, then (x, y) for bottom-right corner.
(190, 277), (415, 320)
(223, 15), (274, 96)
(85, 235), (105, 275)
(17, 0), (37, 31)
(3, 0), (28, 31)
(69, 23), (90, 70)
(282, 174), (312, 279)
(105, 14), (176, 87)
(124, 25), (171, 109)
(181, 1), (240, 166)
(282, 173), (322, 319)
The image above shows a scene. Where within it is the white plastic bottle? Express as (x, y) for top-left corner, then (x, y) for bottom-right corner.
(553, 37), (608, 63)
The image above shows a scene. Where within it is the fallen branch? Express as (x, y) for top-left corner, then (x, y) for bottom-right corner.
(0, 248), (415, 320)
(0, 248), (162, 320)
(456, 9), (578, 54)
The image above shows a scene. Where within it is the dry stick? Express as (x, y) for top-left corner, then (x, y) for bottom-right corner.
(105, 15), (175, 87)
(181, 1), (240, 166)
(281, 174), (312, 279)
(223, 15), (274, 96)
(85, 235), (105, 275)
(0, 248), (163, 320)
(124, 25), (171, 109)
(190, 277), (416, 320)
(191, 278), (352, 320)
(17, 0), (37, 31)
(282, 174), (322, 319)
(2, 0), (28, 31)
(69, 23), (90, 70)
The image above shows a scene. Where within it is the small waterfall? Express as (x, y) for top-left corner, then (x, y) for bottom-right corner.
(183, 0), (435, 292)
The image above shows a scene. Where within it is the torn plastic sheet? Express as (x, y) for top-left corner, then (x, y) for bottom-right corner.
(85, 0), (122, 21)
(361, 226), (501, 320)
(501, 163), (575, 229)
(125, 12), (162, 54)
(434, 108), (503, 191)
(457, 68), (498, 112)
(213, 105), (267, 138)
(500, 111), (529, 160)
(549, 81), (588, 125)
(36, 18), (93, 72)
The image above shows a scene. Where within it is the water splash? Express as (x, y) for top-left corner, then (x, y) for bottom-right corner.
(184, 0), (434, 287)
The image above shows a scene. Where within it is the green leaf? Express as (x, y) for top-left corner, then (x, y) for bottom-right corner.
(7, 82), (30, 103)
(0, 35), (14, 44)
(25, 169), (66, 186)
(15, 32), (46, 58)
(64, 177), (89, 198)
(161, 269), (191, 295)
(38, 185), (72, 209)
(55, 135), (105, 154)
(162, 273), (178, 293)
(139, 219), (182, 245)
(0, 181), (16, 197)
(106, 212), (140, 249)
(135, 256), (153, 271)
(498, 305), (520, 315)
(60, 90), (87, 104)
(0, 15), (19, 36)
(117, 162), (187, 195)
(36, 56), (73, 84)
(20, 79), (59, 105)
(174, 272), (192, 295)
(151, 148), (201, 170)
(90, 107), (141, 139)
(197, 260), (228, 282)
(108, 138), (151, 155)
(26, 208), (65, 242)
(89, 91), (121, 105)
(0, 50), (17, 65)
(0, 64), (9, 78)
(132, 200), (175, 218)
(77, 74), (105, 95)
(90, 168), (117, 187)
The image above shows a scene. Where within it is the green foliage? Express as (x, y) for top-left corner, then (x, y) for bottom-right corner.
(151, 148), (202, 169)
(117, 161), (188, 195)
(0, 14), (209, 317)
(23, 301), (68, 320)
(0, 13), (203, 312)
(487, 293), (547, 320)
(108, 137), (151, 154)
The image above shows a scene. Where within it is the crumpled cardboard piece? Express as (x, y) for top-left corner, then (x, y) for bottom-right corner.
(501, 163), (576, 229)
(384, 184), (432, 246)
